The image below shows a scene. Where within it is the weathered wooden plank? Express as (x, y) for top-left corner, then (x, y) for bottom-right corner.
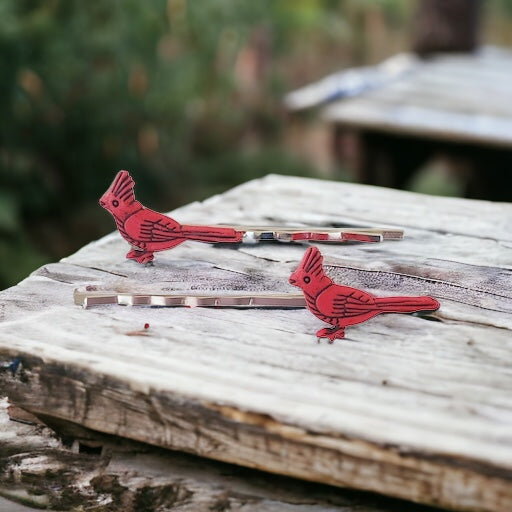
(1, 175), (511, 512)
(1, 399), (437, 512)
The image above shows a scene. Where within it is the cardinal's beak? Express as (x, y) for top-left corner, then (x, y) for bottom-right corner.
(289, 273), (298, 286)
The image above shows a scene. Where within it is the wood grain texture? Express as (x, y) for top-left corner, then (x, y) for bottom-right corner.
(323, 46), (512, 147)
(1, 174), (511, 511)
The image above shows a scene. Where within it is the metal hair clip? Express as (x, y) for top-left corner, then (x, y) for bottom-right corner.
(99, 171), (403, 264)
(289, 246), (440, 342)
(74, 290), (306, 309)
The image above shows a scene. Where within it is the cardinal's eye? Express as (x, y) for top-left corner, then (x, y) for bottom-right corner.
(112, 199), (119, 207)
(303, 276), (311, 284)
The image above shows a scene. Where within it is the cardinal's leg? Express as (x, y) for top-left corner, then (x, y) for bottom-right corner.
(316, 326), (345, 343)
(126, 249), (154, 264)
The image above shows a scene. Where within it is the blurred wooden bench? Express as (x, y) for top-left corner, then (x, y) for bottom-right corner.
(1, 174), (511, 511)
(286, 46), (512, 200)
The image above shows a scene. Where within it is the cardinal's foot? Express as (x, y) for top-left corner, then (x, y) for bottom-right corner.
(316, 326), (345, 343)
(126, 249), (154, 264)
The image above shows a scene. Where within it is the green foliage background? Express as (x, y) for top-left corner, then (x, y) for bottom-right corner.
(1, 0), (511, 289)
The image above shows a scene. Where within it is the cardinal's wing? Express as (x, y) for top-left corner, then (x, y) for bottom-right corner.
(126, 208), (182, 243)
(317, 285), (376, 318)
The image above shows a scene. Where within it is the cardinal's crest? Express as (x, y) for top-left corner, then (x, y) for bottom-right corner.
(108, 170), (135, 202)
(299, 246), (324, 278)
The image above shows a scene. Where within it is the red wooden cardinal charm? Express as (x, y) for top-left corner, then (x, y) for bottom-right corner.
(289, 247), (440, 342)
(99, 171), (244, 263)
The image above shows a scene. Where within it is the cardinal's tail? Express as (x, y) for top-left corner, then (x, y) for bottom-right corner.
(180, 224), (244, 244)
(375, 296), (440, 314)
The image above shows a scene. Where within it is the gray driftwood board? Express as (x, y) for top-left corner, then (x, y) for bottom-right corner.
(1, 174), (511, 512)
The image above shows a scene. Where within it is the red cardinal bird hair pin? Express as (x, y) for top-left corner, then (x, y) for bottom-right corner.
(99, 171), (243, 264)
(289, 247), (440, 342)
(100, 170), (404, 264)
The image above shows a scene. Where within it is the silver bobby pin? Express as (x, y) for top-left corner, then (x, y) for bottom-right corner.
(74, 289), (306, 309)
(237, 227), (403, 244)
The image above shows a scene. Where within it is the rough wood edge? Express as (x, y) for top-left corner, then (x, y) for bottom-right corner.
(2, 355), (511, 512)
(0, 398), (443, 512)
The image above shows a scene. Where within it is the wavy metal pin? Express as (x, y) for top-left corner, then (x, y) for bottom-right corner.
(99, 170), (403, 264)
(74, 290), (306, 309)
(76, 248), (439, 342)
